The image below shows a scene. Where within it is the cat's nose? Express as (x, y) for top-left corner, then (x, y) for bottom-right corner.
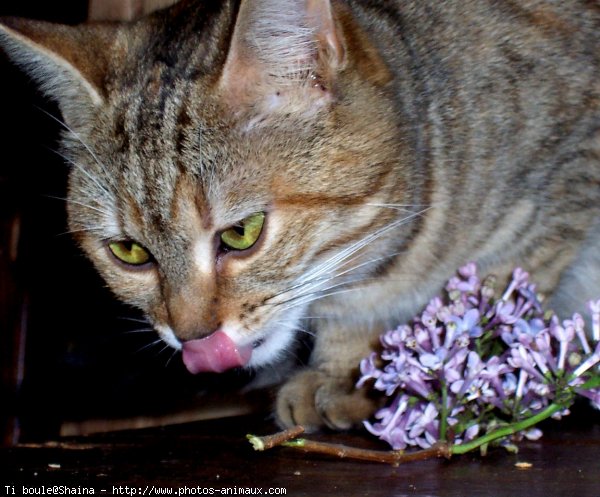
(172, 320), (220, 343)
(165, 279), (219, 342)
(181, 330), (253, 373)
(169, 313), (220, 342)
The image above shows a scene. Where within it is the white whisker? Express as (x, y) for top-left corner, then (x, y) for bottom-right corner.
(165, 349), (179, 368)
(118, 316), (151, 324)
(269, 275), (375, 308)
(271, 320), (315, 337)
(135, 338), (163, 353)
(37, 106), (111, 177)
(265, 252), (390, 307)
(277, 286), (368, 314)
(327, 250), (403, 282)
(252, 205), (434, 349)
(156, 343), (172, 356)
(297, 208), (428, 286)
(299, 315), (335, 321)
(366, 202), (431, 214)
(47, 146), (113, 198)
(51, 195), (114, 218)
(266, 208), (430, 315)
(123, 328), (155, 335)
(58, 226), (108, 236)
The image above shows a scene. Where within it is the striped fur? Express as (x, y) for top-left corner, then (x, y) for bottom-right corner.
(1, 0), (598, 430)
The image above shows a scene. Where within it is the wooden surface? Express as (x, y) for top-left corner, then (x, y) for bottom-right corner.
(1, 404), (599, 497)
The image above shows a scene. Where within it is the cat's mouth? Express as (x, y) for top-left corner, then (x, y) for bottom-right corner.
(156, 321), (294, 374)
(181, 330), (254, 374)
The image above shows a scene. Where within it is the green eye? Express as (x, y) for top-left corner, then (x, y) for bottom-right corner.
(108, 240), (151, 266)
(220, 212), (265, 251)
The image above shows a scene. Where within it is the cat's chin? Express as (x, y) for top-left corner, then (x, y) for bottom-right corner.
(246, 327), (296, 370)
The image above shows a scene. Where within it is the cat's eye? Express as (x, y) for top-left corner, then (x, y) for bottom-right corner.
(220, 212), (266, 251)
(108, 240), (152, 266)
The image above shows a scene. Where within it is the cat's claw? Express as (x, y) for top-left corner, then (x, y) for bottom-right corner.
(275, 369), (379, 432)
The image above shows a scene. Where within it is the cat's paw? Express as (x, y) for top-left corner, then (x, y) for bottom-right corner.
(275, 369), (379, 431)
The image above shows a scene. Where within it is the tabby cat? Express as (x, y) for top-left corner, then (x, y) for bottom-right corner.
(1, 0), (599, 431)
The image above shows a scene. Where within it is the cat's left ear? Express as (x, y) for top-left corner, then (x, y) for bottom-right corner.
(0, 18), (117, 124)
(218, 0), (345, 118)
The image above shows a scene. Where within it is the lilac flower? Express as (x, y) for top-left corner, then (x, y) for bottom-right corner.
(571, 314), (591, 355)
(500, 267), (529, 301)
(549, 316), (575, 371)
(357, 353), (380, 387)
(364, 395), (440, 450)
(571, 339), (600, 379)
(448, 308), (482, 338)
(578, 388), (600, 410)
(590, 300), (600, 342)
(523, 428), (543, 441)
(358, 263), (600, 451)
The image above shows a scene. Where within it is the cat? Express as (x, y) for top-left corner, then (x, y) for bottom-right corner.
(88, 0), (180, 22)
(1, 0), (599, 432)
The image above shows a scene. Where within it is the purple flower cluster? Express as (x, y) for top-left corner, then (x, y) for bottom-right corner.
(357, 263), (600, 451)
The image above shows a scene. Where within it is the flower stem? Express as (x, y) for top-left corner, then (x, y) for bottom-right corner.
(247, 427), (452, 465)
(440, 381), (449, 441)
(247, 425), (305, 451)
(450, 402), (565, 455)
(282, 439), (452, 465)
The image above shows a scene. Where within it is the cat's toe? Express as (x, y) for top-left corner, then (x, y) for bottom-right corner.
(275, 369), (379, 431)
(275, 370), (325, 431)
(313, 380), (378, 430)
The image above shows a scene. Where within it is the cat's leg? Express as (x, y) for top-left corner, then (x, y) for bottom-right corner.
(547, 222), (600, 321)
(275, 320), (382, 431)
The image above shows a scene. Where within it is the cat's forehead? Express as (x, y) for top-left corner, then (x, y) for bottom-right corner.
(100, 68), (315, 190)
(94, 93), (276, 230)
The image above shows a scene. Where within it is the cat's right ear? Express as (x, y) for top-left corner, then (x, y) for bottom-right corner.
(217, 0), (346, 121)
(0, 18), (117, 123)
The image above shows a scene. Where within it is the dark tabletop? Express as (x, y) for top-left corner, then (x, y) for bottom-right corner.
(1, 405), (599, 497)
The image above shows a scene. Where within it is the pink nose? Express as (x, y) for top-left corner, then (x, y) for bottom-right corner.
(181, 330), (253, 373)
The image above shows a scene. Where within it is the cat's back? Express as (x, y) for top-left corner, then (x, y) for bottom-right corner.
(353, 0), (600, 61)
(350, 0), (600, 112)
(339, 0), (600, 316)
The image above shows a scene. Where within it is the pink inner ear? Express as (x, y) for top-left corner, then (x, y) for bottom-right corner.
(307, 0), (344, 67)
(182, 330), (253, 374)
(217, 0), (343, 114)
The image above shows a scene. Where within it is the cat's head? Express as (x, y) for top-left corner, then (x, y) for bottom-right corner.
(0, 0), (411, 373)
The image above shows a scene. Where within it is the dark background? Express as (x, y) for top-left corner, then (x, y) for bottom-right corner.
(0, 0), (262, 447)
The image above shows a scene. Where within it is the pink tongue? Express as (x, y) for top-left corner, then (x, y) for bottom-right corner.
(182, 330), (252, 374)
